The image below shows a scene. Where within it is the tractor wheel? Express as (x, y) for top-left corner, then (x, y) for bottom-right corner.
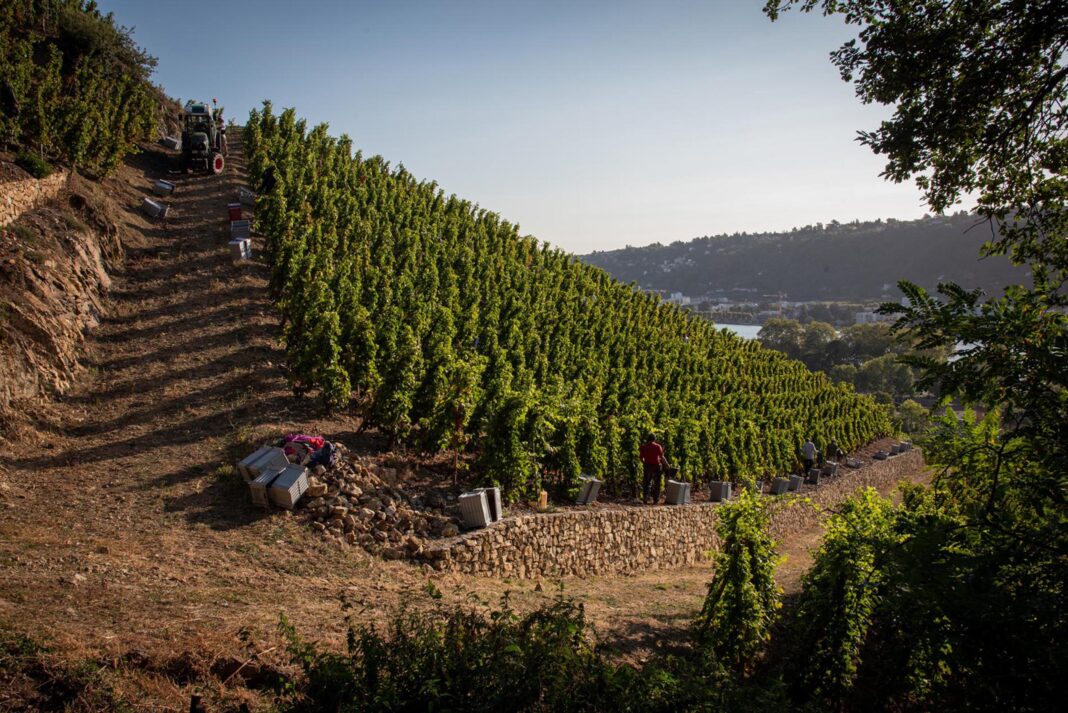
(212, 154), (225, 174)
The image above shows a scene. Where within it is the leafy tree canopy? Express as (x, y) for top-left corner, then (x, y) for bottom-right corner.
(764, 0), (1068, 274)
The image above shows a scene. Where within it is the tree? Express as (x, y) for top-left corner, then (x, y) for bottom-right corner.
(842, 322), (895, 361)
(758, 317), (804, 360)
(764, 0), (1068, 275)
(893, 398), (929, 436)
(828, 362), (857, 386)
(800, 320), (837, 370)
(854, 354), (913, 396)
(765, 1), (1068, 707)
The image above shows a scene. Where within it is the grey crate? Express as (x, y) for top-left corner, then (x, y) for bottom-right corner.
(807, 468), (821, 486)
(846, 457), (863, 468)
(789, 474), (804, 492)
(665, 480), (691, 505)
(250, 466), (284, 507)
(709, 481), (731, 502)
(889, 444), (901, 455)
(141, 197), (168, 218)
(162, 136), (181, 150)
(238, 186), (256, 206)
(237, 445), (273, 480)
(229, 238), (251, 261)
(245, 447), (290, 481)
(575, 475), (603, 505)
(270, 465), (309, 510)
(153, 179), (176, 196)
(873, 450), (889, 460)
(770, 478), (790, 495)
(821, 462), (839, 477)
(479, 486), (503, 522)
(230, 219), (251, 240)
(459, 490), (492, 529)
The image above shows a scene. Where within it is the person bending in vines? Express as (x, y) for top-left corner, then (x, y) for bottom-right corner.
(640, 433), (672, 504)
(801, 437), (818, 474)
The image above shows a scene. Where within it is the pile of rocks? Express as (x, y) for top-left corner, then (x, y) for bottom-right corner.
(296, 443), (462, 558)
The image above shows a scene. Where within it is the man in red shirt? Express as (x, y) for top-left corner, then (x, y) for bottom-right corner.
(639, 433), (670, 504)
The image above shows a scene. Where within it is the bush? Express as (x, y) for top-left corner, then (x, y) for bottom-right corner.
(693, 490), (782, 674)
(279, 595), (632, 712)
(786, 488), (894, 703)
(15, 151), (53, 179)
(277, 592), (793, 713)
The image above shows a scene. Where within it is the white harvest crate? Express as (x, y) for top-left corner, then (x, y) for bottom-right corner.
(250, 467), (284, 508)
(269, 465), (309, 510)
(665, 480), (691, 505)
(458, 490), (492, 529)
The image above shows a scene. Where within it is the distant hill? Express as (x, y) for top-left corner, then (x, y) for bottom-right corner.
(579, 214), (1030, 302)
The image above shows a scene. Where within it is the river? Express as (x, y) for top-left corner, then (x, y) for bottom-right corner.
(716, 323), (762, 340)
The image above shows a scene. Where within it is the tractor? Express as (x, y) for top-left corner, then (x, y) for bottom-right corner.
(180, 100), (226, 174)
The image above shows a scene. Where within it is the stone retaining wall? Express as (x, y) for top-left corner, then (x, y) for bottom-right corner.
(0, 165), (69, 226)
(421, 449), (925, 578)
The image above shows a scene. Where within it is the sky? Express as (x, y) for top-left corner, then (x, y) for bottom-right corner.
(97, 0), (929, 254)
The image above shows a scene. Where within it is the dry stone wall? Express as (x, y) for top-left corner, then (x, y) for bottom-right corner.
(421, 449), (925, 578)
(0, 165), (69, 226)
(0, 166), (117, 408)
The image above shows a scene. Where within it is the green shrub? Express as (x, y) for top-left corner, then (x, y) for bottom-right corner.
(693, 490), (782, 674)
(279, 596), (629, 712)
(15, 151), (53, 179)
(786, 488), (894, 703)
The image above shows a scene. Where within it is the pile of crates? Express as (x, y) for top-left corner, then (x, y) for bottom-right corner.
(227, 200), (252, 263)
(769, 477), (791, 495)
(237, 446), (310, 510)
(889, 441), (912, 455)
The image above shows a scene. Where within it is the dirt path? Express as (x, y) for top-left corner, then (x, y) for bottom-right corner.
(0, 138), (918, 707)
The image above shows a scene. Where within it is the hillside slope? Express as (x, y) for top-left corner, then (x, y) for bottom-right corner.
(580, 215), (1031, 301)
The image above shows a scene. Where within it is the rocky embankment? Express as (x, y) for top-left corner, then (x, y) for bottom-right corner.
(295, 443), (463, 560)
(0, 163), (126, 422)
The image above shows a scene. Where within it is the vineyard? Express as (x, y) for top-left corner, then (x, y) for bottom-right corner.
(0, 1), (161, 177)
(243, 104), (890, 499)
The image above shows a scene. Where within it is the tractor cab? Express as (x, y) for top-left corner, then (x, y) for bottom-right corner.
(180, 100), (225, 174)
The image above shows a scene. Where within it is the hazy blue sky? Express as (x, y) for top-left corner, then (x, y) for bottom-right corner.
(98, 0), (928, 253)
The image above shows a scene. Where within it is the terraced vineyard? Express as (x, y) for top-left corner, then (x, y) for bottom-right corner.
(243, 105), (890, 499)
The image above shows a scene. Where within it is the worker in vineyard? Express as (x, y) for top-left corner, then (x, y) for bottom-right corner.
(802, 437), (818, 473)
(826, 439), (843, 463)
(640, 433), (671, 504)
